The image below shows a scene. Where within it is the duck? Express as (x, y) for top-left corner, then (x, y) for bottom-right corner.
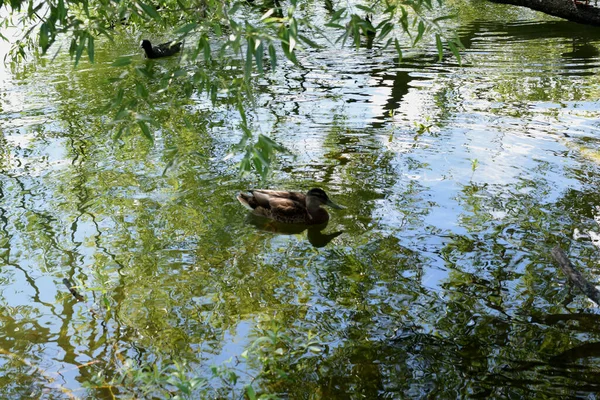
(140, 39), (182, 59)
(237, 188), (345, 224)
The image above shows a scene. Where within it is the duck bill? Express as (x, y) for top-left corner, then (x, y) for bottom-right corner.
(326, 199), (345, 209)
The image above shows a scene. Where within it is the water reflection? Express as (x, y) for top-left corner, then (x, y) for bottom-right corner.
(3, 2), (600, 398)
(245, 214), (344, 247)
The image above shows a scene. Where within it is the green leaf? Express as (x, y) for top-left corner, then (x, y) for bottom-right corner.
(379, 22), (393, 39)
(435, 33), (443, 62)
(245, 38), (253, 80)
(175, 22), (198, 35)
(268, 44), (276, 72)
(298, 34), (321, 49)
(74, 36), (85, 66)
(383, 4), (396, 13)
(399, 7), (409, 33)
(113, 125), (125, 140)
(255, 42), (264, 73)
(330, 7), (346, 21)
(259, 134), (285, 151)
(57, 0), (67, 22)
(229, 1), (241, 15)
(113, 109), (128, 122)
(356, 5), (374, 13)
(135, 82), (149, 98)
(239, 156), (251, 173)
(202, 36), (211, 61)
(432, 14), (457, 23)
(138, 121), (153, 141)
(252, 155), (264, 176)
(135, 65), (153, 78)
(138, 1), (161, 21)
(246, 385), (257, 400)
(414, 20), (425, 46)
(394, 38), (402, 62)
(253, 147), (269, 169)
(39, 23), (49, 52)
(115, 88), (125, 106)
(112, 56), (132, 67)
(448, 40), (461, 65)
(28, 2), (44, 17)
(87, 35), (94, 63)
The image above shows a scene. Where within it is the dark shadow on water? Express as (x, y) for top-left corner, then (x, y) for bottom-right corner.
(245, 214), (343, 247)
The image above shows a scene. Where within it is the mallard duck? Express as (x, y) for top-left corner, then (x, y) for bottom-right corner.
(237, 188), (345, 224)
(140, 39), (182, 59)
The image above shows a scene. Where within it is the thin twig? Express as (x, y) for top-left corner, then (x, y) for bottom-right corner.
(551, 246), (600, 306)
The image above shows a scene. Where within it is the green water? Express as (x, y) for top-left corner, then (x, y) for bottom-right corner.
(2, 3), (600, 399)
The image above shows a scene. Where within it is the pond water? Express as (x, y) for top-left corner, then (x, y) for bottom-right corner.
(2, 2), (600, 399)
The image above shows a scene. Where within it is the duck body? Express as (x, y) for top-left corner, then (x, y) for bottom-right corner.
(237, 188), (344, 225)
(141, 39), (182, 59)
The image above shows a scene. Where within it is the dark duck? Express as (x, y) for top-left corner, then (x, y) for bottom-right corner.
(140, 39), (182, 59)
(237, 188), (345, 225)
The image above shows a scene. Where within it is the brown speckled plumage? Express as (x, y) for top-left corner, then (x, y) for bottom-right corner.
(237, 188), (344, 224)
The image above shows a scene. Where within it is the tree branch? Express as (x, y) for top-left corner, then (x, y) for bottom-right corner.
(551, 246), (600, 306)
(487, 0), (600, 26)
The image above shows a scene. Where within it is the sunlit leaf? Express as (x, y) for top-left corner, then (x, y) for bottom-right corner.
(289, 34), (296, 53)
(308, 346), (323, 353)
(260, 8), (274, 20)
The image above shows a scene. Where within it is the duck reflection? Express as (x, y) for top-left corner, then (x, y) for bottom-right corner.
(246, 214), (343, 247)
